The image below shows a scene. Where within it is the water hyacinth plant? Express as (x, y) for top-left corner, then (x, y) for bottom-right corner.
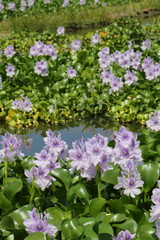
(0, 124), (160, 239)
(0, 25), (158, 127)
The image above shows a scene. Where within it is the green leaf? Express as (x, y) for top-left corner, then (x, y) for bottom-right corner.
(137, 224), (155, 240)
(9, 205), (33, 228)
(101, 169), (120, 185)
(156, 144), (160, 156)
(79, 217), (96, 227)
(124, 204), (141, 212)
(50, 168), (71, 191)
(99, 222), (113, 236)
(67, 182), (90, 204)
(1, 216), (15, 229)
(21, 156), (35, 170)
(0, 192), (12, 211)
(138, 162), (159, 192)
(76, 183), (90, 204)
(4, 179), (23, 201)
(139, 145), (149, 160)
(113, 218), (138, 234)
(107, 196), (131, 213)
(24, 232), (45, 240)
(61, 219), (83, 240)
(110, 214), (127, 223)
(5, 234), (14, 240)
(89, 198), (106, 217)
(83, 226), (98, 240)
(46, 207), (70, 220)
(67, 203), (86, 216)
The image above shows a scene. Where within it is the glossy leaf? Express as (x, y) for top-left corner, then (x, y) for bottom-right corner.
(137, 224), (155, 240)
(9, 205), (33, 228)
(83, 226), (99, 240)
(138, 162), (159, 192)
(110, 214), (127, 223)
(21, 156), (35, 170)
(24, 232), (45, 240)
(50, 168), (71, 191)
(101, 169), (120, 185)
(113, 218), (138, 234)
(99, 222), (113, 236)
(1, 216), (15, 230)
(61, 219), (83, 240)
(89, 197), (106, 217)
(4, 179), (23, 201)
(67, 182), (90, 204)
(0, 192), (12, 210)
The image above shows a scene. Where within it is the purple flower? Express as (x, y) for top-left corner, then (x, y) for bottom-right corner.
(44, 0), (50, 4)
(0, 76), (3, 89)
(30, 41), (57, 60)
(155, 220), (160, 239)
(0, 133), (24, 162)
(24, 166), (37, 183)
(149, 181), (160, 223)
(62, 0), (70, 7)
(124, 70), (138, 86)
(71, 39), (81, 52)
(24, 208), (58, 238)
(149, 204), (160, 222)
(20, 5), (26, 11)
(91, 33), (101, 45)
(34, 60), (48, 76)
(35, 149), (50, 162)
(57, 26), (65, 35)
(114, 126), (136, 147)
(44, 131), (68, 161)
(25, 166), (52, 190)
(79, 0), (86, 5)
(7, 2), (15, 11)
(6, 63), (15, 77)
(99, 57), (111, 69)
(27, 0), (35, 7)
(142, 56), (154, 69)
(113, 230), (136, 240)
(0, 3), (4, 12)
(11, 97), (32, 112)
(101, 70), (114, 85)
(20, 0), (27, 7)
(68, 134), (112, 180)
(109, 77), (123, 94)
(98, 47), (110, 58)
(66, 66), (77, 78)
(112, 127), (142, 167)
(114, 170), (144, 198)
(23, 97), (32, 111)
(146, 111), (160, 132)
(46, 44), (57, 60)
(141, 39), (151, 50)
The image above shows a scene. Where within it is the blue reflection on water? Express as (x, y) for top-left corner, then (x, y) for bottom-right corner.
(0, 125), (113, 157)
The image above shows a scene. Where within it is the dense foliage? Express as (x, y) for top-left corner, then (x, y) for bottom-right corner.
(0, 18), (159, 127)
(0, 0), (142, 20)
(0, 1), (160, 238)
(0, 124), (160, 239)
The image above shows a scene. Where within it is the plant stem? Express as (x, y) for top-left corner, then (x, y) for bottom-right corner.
(29, 181), (36, 205)
(96, 165), (101, 198)
(4, 158), (8, 179)
(62, 233), (65, 240)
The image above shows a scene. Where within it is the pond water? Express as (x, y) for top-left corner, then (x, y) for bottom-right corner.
(0, 118), (141, 157)
(0, 120), (116, 156)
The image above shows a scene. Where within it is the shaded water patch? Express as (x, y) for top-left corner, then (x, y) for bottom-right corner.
(0, 118), (141, 156)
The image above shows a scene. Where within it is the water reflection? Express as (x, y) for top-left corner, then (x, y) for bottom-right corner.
(0, 118), (141, 156)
